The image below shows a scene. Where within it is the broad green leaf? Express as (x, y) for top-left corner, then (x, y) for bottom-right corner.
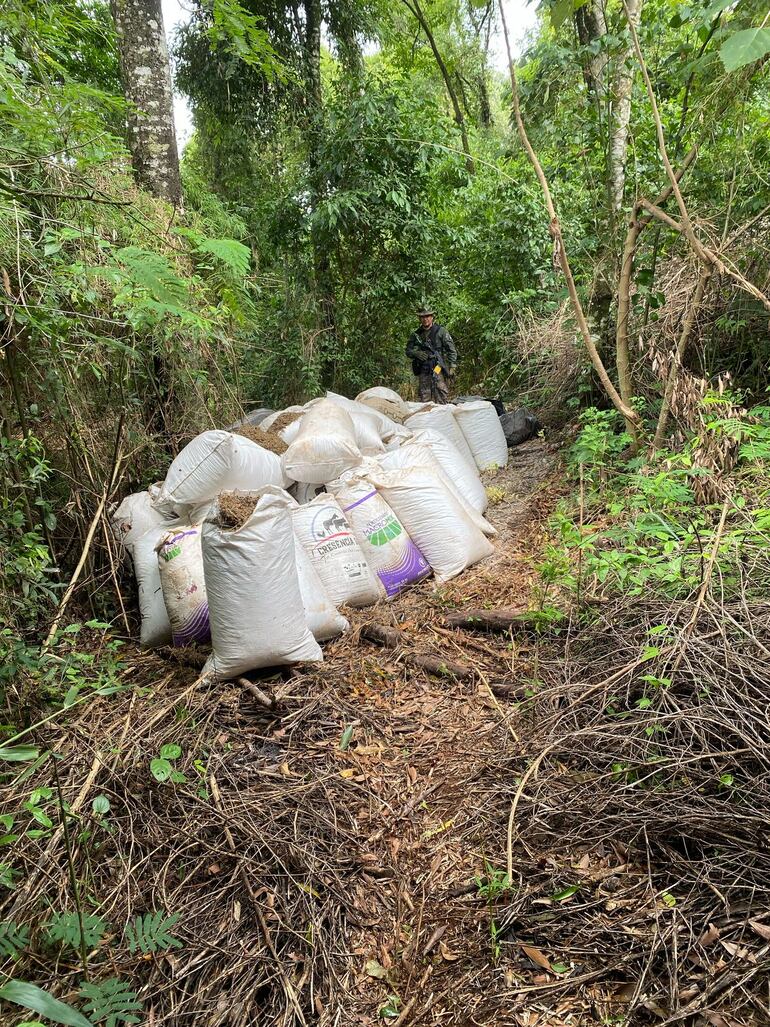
(719, 27), (770, 71)
(550, 0), (573, 30)
(159, 744), (181, 760)
(0, 980), (90, 1027)
(0, 746), (39, 762)
(150, 758), (172, 782)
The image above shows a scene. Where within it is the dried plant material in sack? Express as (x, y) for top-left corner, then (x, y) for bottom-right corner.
(408, 427), (488, 513)
(355, 387), (411, 422)
(379, 442), (495, 537)
(282, 400), (362, 485)
(404, 405), (476, 467)
(292, 494), (381, 607)
(328, 477), (430, 598)
(453, 400), (509, 471)
(367, 464), (493, 583)
(157, 525), (210, 646)
(325, 391), (410, 442)
(233, 424), (287, 455)
(111, 491), (174, 648)
(261, 406), (305, 432)
(202, 489), (322, 678)
(155, 430), (286, 518)
(293, 537), (349, 640)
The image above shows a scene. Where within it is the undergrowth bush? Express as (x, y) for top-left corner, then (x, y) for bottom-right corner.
(540, 402), (770, 603)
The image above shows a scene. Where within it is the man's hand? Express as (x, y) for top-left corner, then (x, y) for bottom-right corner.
(447, 365), (457, 382)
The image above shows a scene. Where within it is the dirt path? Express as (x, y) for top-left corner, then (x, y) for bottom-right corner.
(319, 439), (563, 1024)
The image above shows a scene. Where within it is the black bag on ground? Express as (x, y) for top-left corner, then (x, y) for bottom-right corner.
(500, 408), (541, 447)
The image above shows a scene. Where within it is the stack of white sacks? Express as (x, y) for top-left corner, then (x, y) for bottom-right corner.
(111, 389), (508, 678)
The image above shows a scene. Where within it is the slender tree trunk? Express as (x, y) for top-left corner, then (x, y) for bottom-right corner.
(497, 0), (639, 437)
(575, 0), (608, 114)
(608, 0), (643, 215)
(111, 0), (181, 205)
(403, 0), (475, 173)
(303, 0), (337, 375)
(468, 0), (493, 127)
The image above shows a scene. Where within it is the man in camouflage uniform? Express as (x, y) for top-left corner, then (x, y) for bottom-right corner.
(405, 308), (457, 404)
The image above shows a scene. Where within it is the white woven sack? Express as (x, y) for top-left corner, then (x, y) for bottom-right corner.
(293, 538), (349, 640)
(327, 476), (430, 598)
(202, 489), (322, 678)
(355, 387), (411, 423)
(111, 491), (173, 648)
(290, 481), (324, 505)
(292, 493), (381, 607)
(367, 464), (493, 583)
(325, 391), (410, 442)
(407, 428), (488, 513)
(404, 405), (476, 467)
(155, 431), (285, 518)
(453, 400), (509, 471)
(378, 442), (495, 537)
(282, 400), (362, 485)
(156, 525), (210, 646)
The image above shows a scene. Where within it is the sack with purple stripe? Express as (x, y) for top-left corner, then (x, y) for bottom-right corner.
(327, 476), (431, 598)
(156, 525), (211, 646)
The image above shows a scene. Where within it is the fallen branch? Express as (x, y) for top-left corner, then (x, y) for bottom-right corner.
(236, 677), (277, 710)
(361, 623), (475, 680)
(444, 607), (530, 633)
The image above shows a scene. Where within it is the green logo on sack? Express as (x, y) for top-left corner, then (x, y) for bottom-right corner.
(367, 517), (402, 547)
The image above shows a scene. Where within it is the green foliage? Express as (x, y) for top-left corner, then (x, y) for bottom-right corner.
(124, 911), (182, 954)
(0, 979), (90, 1027)
(78, 979), (143, 1027)
(720, 27), (770, 71)
(150, 744), (186, 784)
(569, 409), (632, 477)
(44, 912), (108, 953)
(0, 920), (30, 959)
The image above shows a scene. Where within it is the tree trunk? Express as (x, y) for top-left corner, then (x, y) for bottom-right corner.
(403, 0), (475, 173)
(111, 0), (181, 206)
(575, 0), (608, 113)
(608, 0), (643, 214)
(303, 0), (337, 376)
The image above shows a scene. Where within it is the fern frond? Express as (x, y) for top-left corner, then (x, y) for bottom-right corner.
(45, 911), (107, 952)
(79, 978), (142, 1027)
(0, 919), (29, 959)
(124, 910), (182, 954)
(196, 237), (251, 277)
(114, 246), (189, 306)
